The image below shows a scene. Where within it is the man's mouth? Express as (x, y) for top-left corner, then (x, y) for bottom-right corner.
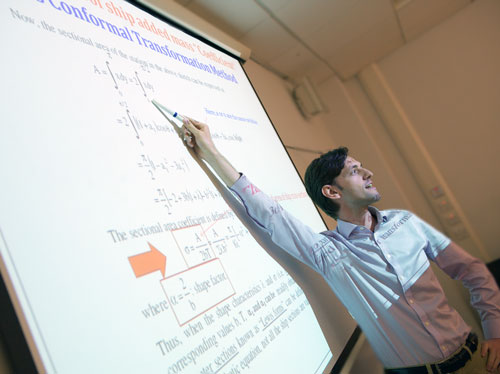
(365, 182), (374, 189)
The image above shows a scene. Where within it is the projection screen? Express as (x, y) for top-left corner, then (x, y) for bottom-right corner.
(0, 0), (356, 373)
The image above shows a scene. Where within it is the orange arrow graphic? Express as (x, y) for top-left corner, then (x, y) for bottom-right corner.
(128, 242), (166, 278)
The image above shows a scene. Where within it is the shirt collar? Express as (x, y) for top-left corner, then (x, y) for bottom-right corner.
(336, 206), (387, 238)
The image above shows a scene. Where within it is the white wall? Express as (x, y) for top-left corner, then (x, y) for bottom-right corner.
(363, 0), (500, 261)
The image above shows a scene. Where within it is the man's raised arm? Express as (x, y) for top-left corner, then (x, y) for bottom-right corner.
(182, 117), (240, 187)
(179, 117), (329, 272)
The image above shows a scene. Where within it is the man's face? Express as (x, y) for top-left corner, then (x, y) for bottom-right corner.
(332, 156), (381, 207)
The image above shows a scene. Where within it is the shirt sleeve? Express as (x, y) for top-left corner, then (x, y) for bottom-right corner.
(433, 242), (500, 340)
(229, 174), (333, 273)
(412, 216), (500, 338)
(411, 215), (451, 259)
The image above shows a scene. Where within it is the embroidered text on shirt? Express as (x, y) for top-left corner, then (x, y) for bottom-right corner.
(379, 213), (412, 240)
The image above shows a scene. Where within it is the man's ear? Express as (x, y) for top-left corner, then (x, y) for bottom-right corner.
(321, 185), (341, 200)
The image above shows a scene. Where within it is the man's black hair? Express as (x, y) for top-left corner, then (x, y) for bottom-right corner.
(304, 147), (349, 220)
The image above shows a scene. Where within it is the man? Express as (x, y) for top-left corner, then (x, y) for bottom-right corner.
(180, 117), (500, 374)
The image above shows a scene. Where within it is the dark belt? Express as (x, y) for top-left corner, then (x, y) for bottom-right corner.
(385, 333), (478, 374)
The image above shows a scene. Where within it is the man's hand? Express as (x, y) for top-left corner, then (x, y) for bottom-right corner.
(182, 117), (218, 162)
(180, 117), (240, 187)
(482, 338), (500, 372)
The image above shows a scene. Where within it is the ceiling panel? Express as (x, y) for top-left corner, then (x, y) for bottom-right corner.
(325, 13), (404, 78)
(258, 0), (294, 12)
(239, 16), (298, 64)
(185, 0), (269, 38)
(303, 0), (397, 55)
(267, 42), (317, 78)
(397, 0), (471, 41)
(266, 0), (346, 40)
(171, 0), (474, 82)
(302, 0), (403, 78)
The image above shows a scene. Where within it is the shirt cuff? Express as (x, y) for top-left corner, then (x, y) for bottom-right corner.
(229, 173), (248, 191)
(482, 318), (500, 340)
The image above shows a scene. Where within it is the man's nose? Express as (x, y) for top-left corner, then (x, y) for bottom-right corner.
(362, 168), (373, 179)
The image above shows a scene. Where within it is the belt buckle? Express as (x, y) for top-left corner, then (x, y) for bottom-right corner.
(435, 334), (476, 374)
(435, 363), (442, 374)
(428, 363), (441, 374)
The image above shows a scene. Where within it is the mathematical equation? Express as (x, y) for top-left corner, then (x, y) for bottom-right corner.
(138, 153), (190, 180)
(157, 220), (248, 326)
(94, 59), (158, 147)
(154, 187), (221, 214)
(161, 258), (235, 326)
(116, 112), (177, 138)
(94, 60), (154, 97)
(172, 223), (245, 268)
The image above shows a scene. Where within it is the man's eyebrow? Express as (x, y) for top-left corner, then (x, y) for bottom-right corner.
(346, 163), (362, 174)
(343, 163), (357, 175)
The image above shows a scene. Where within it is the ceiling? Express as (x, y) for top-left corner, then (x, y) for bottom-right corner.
(172, 0), (472, 84)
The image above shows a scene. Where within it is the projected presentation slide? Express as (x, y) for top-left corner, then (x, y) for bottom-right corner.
(0, 1), (334, 373)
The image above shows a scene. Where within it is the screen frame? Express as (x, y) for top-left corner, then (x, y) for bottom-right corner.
(0, 270), (36, 373)
(125, 0), (244, 63)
